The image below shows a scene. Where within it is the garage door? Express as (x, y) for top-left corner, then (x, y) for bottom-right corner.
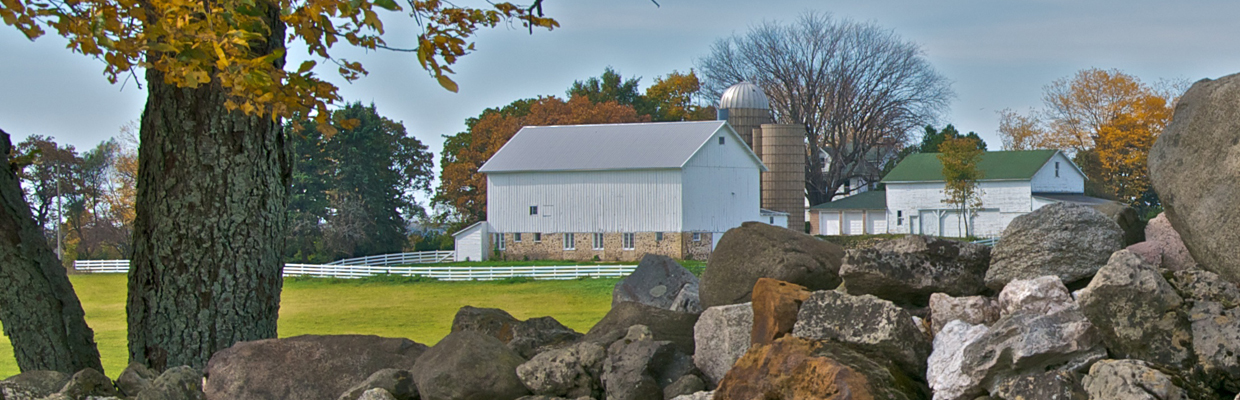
(821, 212), (840, 235)
(867, 212), (887, 234)
(940, 211), (966, 238)
(843, 212), (866, 235)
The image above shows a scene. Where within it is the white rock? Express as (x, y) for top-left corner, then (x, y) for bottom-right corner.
(928, 293), (1000, 335)
(692, 303), (753, 387)
(998, 275), (1075, 316)
(926, 320), (990, 400)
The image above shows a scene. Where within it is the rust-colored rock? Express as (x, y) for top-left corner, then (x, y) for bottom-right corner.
(715, 336), (927, 400)
(750, 278), (812, 346)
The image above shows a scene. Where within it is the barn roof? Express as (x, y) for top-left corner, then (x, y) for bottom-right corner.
(881, 150), (1064, 183)
(478, 120), (765, 173)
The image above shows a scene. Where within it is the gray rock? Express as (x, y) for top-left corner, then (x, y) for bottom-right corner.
(601, 337), (697, 400)
(839, 235), (991, 306)
(137, 366), (206, 400)
(357, 388), (397, 400)
(1145, 213), (1198, 272)
(1077, 250), (1195, 371)
(1089, 201), (1144, 247)
(58, 368), (117, 399)
(451, 306), (520, 338)
(613, 254), (701, 313)
(985, 203), (1123, 289)
(411, 331), (529, 400)
(508, 316), (585, 359)
(692, 303), (752, 387)
(670, 391), (713, 400)
(997, 275), (1075, 317)
(1148, 72), (1240, 285)
(662, 375), (705, 400)
(117, 362), (158, 397)
(1, 370), (69, 398)
(1082, 359), (1183, 400)
(337, 369), (416, 400)
(929, 293), (999, 335)
(204, 335), (427, 400)
(583, 301), (699, 355)
(700, 222), (844, 308)
(0, 381), (44, 400)
(927, 320), (990, 400)
(989, 371), (1086, 400)
(669, 282), (701, 314)
(1170, 268), (1240, 308)
(1189, 301), (1240, 393)
(960, 308), (1107, 394)
(516, 342), (606, 399)
(791, 290), (931, 378)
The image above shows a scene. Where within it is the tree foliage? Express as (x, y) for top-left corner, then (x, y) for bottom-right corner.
(570, 67), (716, 122)
(286, 102), (433, 263)
(938, 136), (984, 238)
(434, 95), (648, 226)
(697, 12), (953, 205)
(883, 124), (985, 178)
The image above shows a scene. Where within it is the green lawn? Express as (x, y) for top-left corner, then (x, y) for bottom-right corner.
(0, 273), (619, 379)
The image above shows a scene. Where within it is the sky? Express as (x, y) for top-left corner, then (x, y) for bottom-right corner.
(2, 0), (1239, 179)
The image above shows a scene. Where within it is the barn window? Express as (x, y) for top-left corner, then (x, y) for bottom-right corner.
(897, 210), (903, 226)
(495, 234), (506, 250)
(1055, 162), (1060, 177)
(655, 232), (663, 241)
(514, 233), (522, 242)
(623, 233), (635, 250)
(692, 232), (701, 242)
(563, 233), (575, 250)
(593, 233), (604, 250)
(534, 233), (542, 242)
(769, 217), (775, 224)
(530, 206), (538, 215)
(719, 136), (725, 145)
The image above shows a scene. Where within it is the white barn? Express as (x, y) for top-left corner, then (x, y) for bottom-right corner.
(475, 120), (767, 261)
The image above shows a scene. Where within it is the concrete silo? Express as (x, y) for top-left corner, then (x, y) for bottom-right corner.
(759, 124), (806, 230)
(718, 82), (772, 158)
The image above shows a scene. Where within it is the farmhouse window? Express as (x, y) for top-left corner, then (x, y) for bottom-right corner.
(530, 206), (538, 215)
(593, 233), (604, 250)
(534, 233), (542, 242)
(718, 136), (725, 145)
(514, 233), (522, 242)
(623, 233), (635, 250)
(897, 210), (903, 226)
(564, 233), (575, 250)
(1055, 162), (1060, 177)
(692, 232), (701, 242)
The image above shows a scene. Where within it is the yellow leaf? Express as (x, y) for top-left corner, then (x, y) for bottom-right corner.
(436, 74), (458, 93)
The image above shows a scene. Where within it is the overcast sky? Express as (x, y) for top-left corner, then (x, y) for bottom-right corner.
(3, 0), (1239, 172)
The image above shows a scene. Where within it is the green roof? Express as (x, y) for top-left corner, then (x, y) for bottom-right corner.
(811, 190), (887, 210)
(881, 150), (1058, 183)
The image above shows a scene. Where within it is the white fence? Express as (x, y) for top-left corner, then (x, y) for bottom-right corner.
(72, 259), (130, 273)
(326, 251), (455, 266)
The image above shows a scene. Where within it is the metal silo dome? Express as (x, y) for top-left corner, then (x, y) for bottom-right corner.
(719, 81), (770, 110)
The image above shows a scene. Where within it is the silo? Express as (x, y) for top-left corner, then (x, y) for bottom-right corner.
(718, 82), (772, 157)
(760, 124), (806, 230)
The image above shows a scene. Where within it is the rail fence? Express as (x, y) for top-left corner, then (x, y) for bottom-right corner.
(971, 237), (1000, 247)
(326, 251), (455, 266)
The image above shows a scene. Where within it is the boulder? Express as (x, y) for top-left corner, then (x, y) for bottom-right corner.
(118, 362), (158, 397)
(0, 380), (45, 400)
(989, 371), (1087, 400)
(1144, 213), (1198, 272)
(1, 370), (70, 398)
(926, 320), (990, 400)
(1089, 201), (1144, 247)
(1148, 72), (1240, 285)
(1170, 268), (1240, 308)
(601, 336), (697, 400)
(136, 366), (206, 400)
(1188, 301), (1240, 393)
(451, 306), (583, 359)
(613, 254), (701, 313)
(748, 278), (811, 346)
(839, 235), (991, 306)
(713, 336), (928, 400)
(58, 368), (118, 399)
(700, 222), (843, 308)
(670, 283), (701, 314)
(1127, 241), (1165, 268)
(791, 290), (931, 378)
(1082, 359), (1183, 400)
(928, 293), (999, 335)
(692, 303), (752, 387)
(670, 391), (713, 400)
(583, 301), (698, 355)
(985, 203), (1123, 289)
(204, 335), (427, 400)
(662, 375), (706, 400)
(959, 307), (1107, 394)
(515, 341), (606, 399)
(337, 369), (416, 400)
(1076, 250), (1194, 371)
(997, 275), (1075, 317)
(357, 389), (397, 400)
(411, 331), (529, 400)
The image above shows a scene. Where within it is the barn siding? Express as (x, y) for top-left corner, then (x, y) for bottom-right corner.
(681, 127), (764, 233)
(487, 169), (684, 233)
(1030, 152), (1086, 193)
(886, 180), (1031, 236)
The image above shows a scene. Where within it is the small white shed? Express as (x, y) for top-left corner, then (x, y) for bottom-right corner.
(452, 221), (489, 262)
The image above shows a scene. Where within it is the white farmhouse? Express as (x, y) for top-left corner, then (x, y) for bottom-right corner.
(810, 149), (1111, 238)
(473, 120), (767, 262)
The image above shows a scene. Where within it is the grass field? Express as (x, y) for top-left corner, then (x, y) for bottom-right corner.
(0, 273), (619, 379)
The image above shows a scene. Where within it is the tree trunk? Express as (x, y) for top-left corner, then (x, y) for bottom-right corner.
(0, 129), (104, 374)
(126, 6), (290, 370)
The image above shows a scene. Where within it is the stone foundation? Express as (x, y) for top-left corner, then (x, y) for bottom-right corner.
(494, 231), (714, 262)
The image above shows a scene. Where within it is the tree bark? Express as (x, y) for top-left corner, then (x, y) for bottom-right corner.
(127, 5), (290, 370)
(0, 129), (104, 374)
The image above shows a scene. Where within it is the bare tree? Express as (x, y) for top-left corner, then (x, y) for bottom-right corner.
(698, 12), (952, 205)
